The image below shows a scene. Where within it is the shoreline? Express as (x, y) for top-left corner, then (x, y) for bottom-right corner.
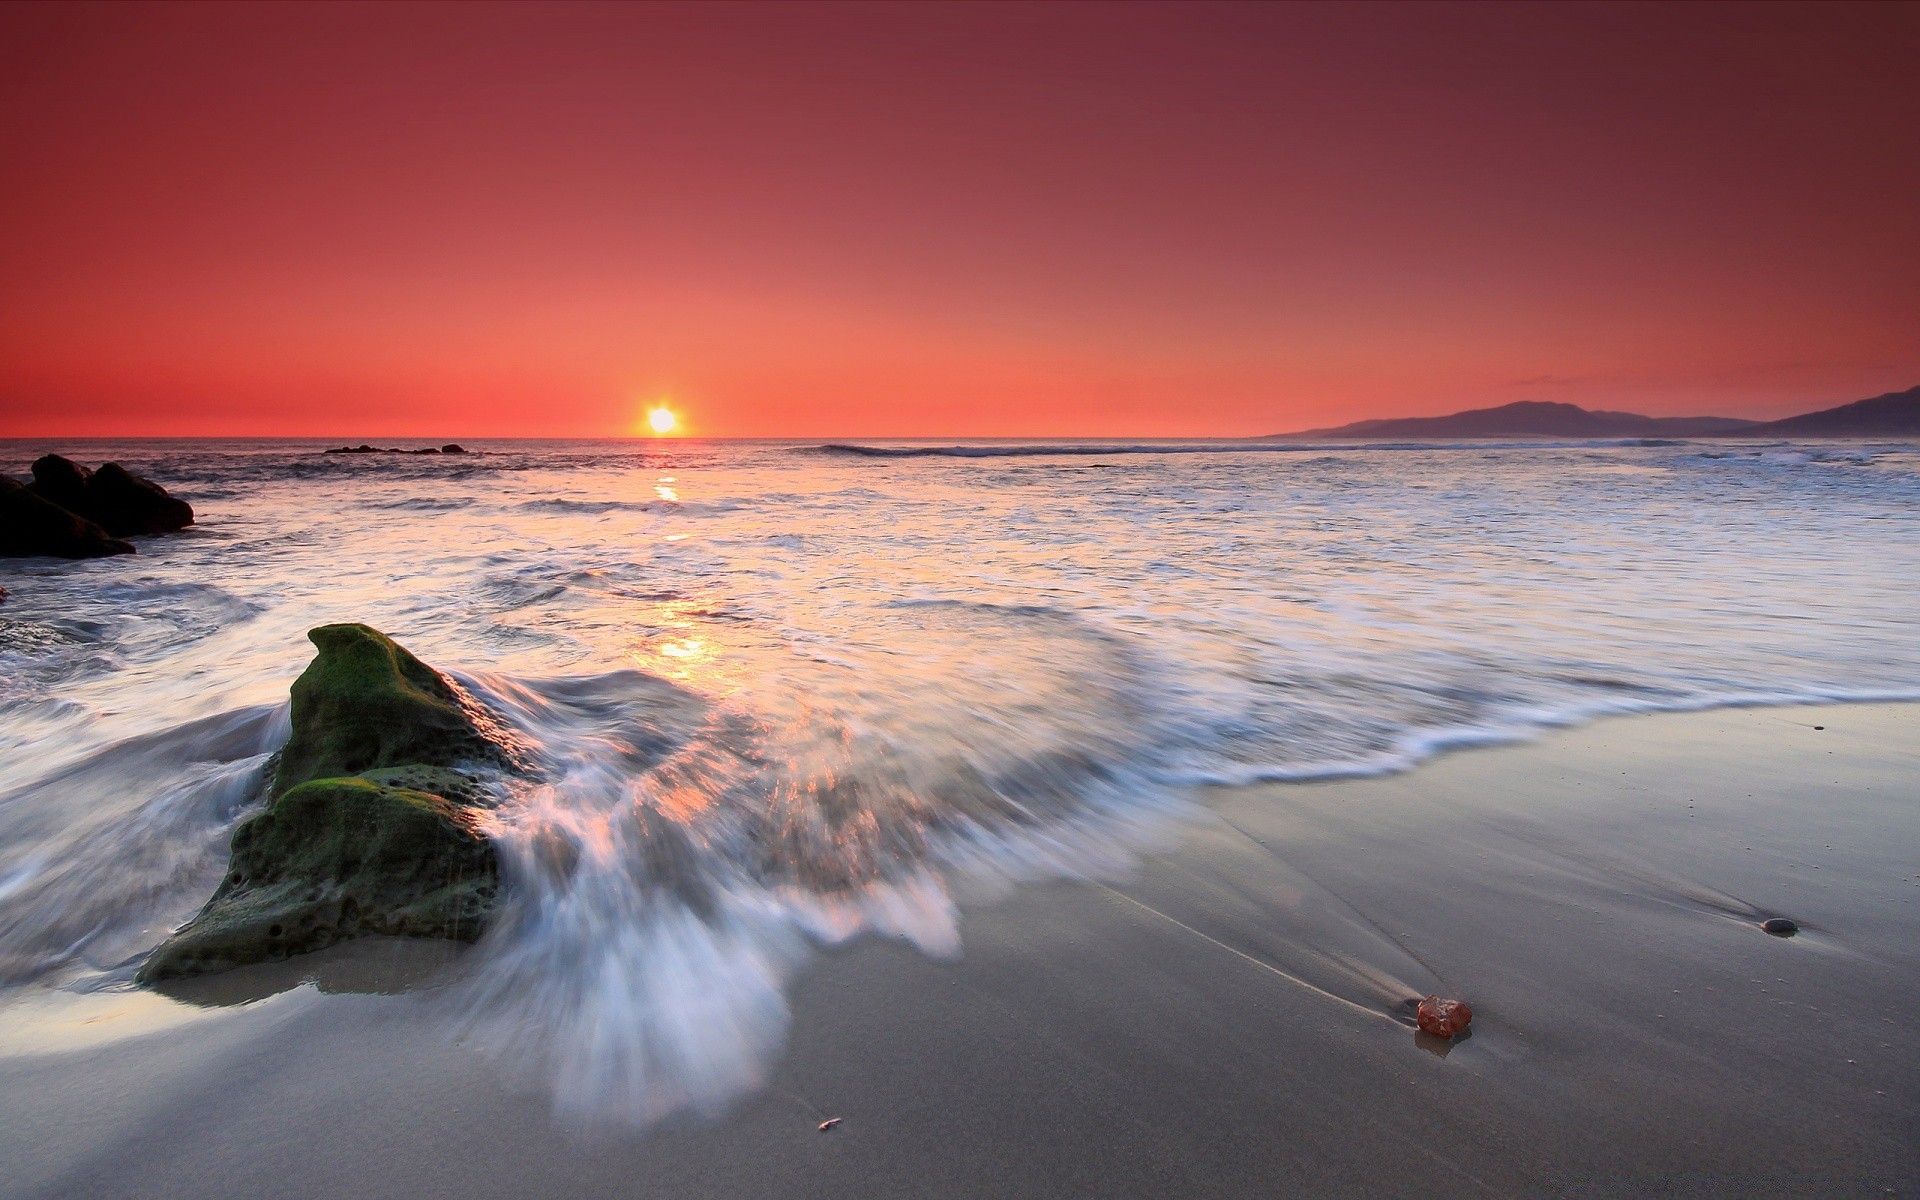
(0, 701), (1915, 1197)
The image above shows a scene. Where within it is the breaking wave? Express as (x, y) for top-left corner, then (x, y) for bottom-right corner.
(812, 437), (1708, 458)
(1, 432), (1917, 1125)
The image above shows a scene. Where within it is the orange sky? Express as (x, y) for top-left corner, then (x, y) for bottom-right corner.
(2, 2), (1916, 437)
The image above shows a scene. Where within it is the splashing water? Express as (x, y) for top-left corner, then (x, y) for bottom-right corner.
(448, 602), (1181, 1120)
(2, 435), (1918, 1121)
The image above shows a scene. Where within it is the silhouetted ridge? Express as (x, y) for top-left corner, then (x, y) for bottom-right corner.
(1732, 386), (1920, 437)
(1269, 386), (1920, 440)
(1268, 400), (1756, 440)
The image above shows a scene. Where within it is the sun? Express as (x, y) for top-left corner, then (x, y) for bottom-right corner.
(645, 404), (678, 435)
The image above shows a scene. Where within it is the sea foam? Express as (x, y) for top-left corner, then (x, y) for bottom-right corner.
(1, 433), (1916, 1122)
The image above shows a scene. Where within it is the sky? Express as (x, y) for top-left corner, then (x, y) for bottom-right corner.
(1, 1), (1916, 438)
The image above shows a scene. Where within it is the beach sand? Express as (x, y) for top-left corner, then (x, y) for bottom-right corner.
(1, 703), (1914, 1198)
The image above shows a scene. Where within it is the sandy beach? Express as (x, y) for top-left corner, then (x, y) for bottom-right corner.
(1, 701), (1912, 1198)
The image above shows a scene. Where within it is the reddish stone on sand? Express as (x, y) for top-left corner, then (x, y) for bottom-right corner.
(1417, 995), (1473, 1038)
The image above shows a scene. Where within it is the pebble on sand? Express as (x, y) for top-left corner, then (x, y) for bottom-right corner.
(1760, 917), (1799, 937)
(1416, 995), (1473, 1038)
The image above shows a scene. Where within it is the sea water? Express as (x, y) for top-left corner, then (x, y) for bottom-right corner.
(2, 436), (1917, 1120)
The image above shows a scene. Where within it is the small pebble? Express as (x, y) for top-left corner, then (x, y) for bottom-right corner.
(1813, 725), (1825, 731)
(1416, 995), (1473, 1038)
(1761, 917), (1799, 937)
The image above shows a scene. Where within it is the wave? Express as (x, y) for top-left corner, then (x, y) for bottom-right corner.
(810, 438), (1700, 459)
(2, 635), (1916, 1126)
(0, 582), (261, 707)
(442, 603), (1182, 1123)
(4, 433), (1917, 1129)
(0, 705), (285, 985)
(1173, 683), (1920, 789)
(358, 496), (476, 512)
(517, 497), (738, 516)
(518, 498), (665, 515)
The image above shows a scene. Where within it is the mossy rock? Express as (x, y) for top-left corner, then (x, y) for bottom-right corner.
(359, 764), (493, 806)
(272, 623), (522, 795)
(139, 625), (527, 983)
(137, 775), (498, 982)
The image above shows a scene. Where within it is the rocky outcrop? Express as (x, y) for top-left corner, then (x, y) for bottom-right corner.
(85, 462), (196, 535)
(27, 455), (194, 538)
(324, 444), (469, 455)
(137, 774), (499, 981)
(271, 623), (525, 794)
(2, 455), (191, 558)
(138, 625), (528, 982)
(0, 474), (137, 559)
(25, 454), (91, 513)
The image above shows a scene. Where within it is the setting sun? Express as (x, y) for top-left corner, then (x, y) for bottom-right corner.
(646, 405), (678, 435)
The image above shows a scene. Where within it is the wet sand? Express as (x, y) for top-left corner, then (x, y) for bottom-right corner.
(1, 703), (1914, 1198)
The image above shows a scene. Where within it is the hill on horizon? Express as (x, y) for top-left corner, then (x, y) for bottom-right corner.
(1265, 400), (1757, 440)
(1267, 386), (1920, 440)
(1731, 385), (1920, 438)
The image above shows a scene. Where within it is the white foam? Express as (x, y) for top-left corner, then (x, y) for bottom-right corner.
(1, 433), (1916, 1125)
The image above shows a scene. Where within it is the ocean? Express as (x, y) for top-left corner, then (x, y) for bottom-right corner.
(2, 435), (1917, 1121)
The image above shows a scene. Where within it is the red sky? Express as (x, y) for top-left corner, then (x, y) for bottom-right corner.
(1, 1), (1916, 438)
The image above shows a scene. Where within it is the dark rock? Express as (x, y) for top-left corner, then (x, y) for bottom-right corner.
(137, 624), (530, 982)
(24, 454), (193, 538)
(441, 444), (467, 454)
(1, 474), (137, 559)
(85, 462), (195, 536)
(1761, 917), (1799, 937)
(28, 454), (92, 513)
(325, 445), (453, 455)
(1416, 994), (1473, 1038)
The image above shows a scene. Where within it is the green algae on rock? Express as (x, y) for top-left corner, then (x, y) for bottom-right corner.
(137, 777), (498, 981)
(138, 625), (524, 983)
(272, 623), (526, 796)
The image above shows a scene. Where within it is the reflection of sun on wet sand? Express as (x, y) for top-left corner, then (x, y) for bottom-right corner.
(2, 702), (1912, 1196)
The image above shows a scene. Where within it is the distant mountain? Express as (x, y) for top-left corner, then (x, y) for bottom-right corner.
(1265, 400), (1759, 440)
(1730, 385), (1920, 437)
